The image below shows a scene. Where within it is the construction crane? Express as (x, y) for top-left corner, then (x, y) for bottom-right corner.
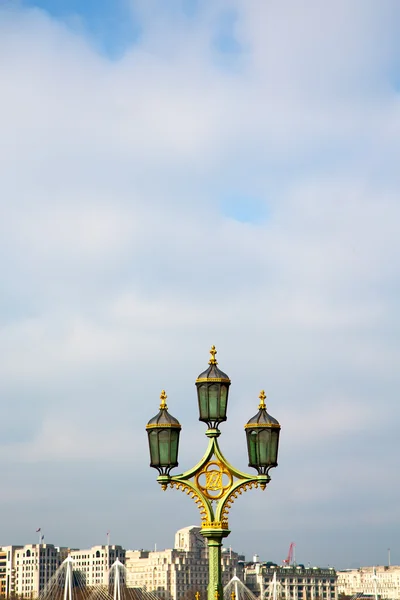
(283, 542), (295, 566)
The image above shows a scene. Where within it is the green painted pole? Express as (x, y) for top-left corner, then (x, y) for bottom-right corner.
(202, 529), (229, 600)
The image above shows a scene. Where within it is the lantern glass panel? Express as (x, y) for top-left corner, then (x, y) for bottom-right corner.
(258, 428), (272, 465)
(158, 429), (172, 465)
(247, 430), (259, 467)
(149, 430), (160, 466)
(270, 429), (280, 464)
(169, 429), (180, 465)
(219, 385), (228, 416)
(208, 384), (219, 418)
(198, 385), (208, 420)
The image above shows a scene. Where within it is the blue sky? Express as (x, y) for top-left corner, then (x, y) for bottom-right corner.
(1, 0), (400, 571)
(20, 0), (141, 57)
(19, 0), (241, 60)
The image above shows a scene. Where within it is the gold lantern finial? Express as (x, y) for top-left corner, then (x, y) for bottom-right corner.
(231, 591), (236, 600)
(195, 593), (201, 600)
(209, 345), (218, 365)
(258, 390), (266, 409)
(159, 390), (168, 410)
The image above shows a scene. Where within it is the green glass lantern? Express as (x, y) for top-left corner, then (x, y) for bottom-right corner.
(195, 345), (231, 430)
(146, 390), (181, 476)
(245, 390), (280, 475)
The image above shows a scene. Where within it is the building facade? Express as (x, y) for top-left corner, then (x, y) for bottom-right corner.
(69, 545), (126, 587)
(243, 563), (337, 600)
(0, 550), (5, 598)
(0, 547), (16, 598)
(11, 544), (67, 598)
(337, 566), (400, 600)
(0, 543), (126, 599)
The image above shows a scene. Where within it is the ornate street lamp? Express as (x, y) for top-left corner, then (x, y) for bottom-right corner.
(245, 390), (281, 475)
(195, 345), (231, 429)
(146, 390), (181, 476)
(146, 347), (281, 600)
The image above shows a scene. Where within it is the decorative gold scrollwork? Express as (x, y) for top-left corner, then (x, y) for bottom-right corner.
(170, 481), (209, 522)
(195, 460), (233, 500)
(220, 481), (258, 522)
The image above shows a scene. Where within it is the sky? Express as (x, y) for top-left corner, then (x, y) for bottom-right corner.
(0, 0), (400, 571)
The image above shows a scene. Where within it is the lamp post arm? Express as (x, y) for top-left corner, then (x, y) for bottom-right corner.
(210, 436), (272, 523)
(158, 432), (272, 527)
(173, 435), (216, 480)
(214, 473), (266, 523)
(157, 435), (218, 524)
(212, 436), (256, 480)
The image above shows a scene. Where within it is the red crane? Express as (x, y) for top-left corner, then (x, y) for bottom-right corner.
(283, 542), (295, 566)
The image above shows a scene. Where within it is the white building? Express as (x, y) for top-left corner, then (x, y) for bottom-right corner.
(0, 543), (125, 598)
(174, 526), (206, 553)
(0, 545), (21, 598)
(243, 563), (337, 600)
(69, 545), (126, 587)
(337, 566), (400, 600)
(11, 544), (67, 598)
(125, 526), (242, 600)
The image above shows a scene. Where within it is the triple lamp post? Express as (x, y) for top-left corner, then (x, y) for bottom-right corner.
(146, 347), (281, 600)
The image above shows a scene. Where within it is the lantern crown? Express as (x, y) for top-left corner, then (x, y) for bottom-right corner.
(245, 390), (280, 430)
(196, 345), (231, 384)
(146, 391), (181, 430)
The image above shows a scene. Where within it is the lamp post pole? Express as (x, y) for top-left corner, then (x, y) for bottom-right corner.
(146, 347), (281, 600)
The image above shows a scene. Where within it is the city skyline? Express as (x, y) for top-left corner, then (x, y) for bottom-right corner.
(1, 0), (399, 571)
(0, 531), (340, 600)
(0, 529), (396, 572)
(2, 536), (399, 600)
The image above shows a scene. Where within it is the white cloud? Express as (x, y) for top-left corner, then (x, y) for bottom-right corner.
(3, 416), (136, 463)
(0, 0), (399, 565)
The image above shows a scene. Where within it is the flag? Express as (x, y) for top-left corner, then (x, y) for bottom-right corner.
(36, 528), (41, 533)
(41, 535), (45, 542)
(107, 531), (110, 536)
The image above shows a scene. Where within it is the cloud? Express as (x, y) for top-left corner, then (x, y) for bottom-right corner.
(0, 0), (399, 567)
(1, 416), (136, 463)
